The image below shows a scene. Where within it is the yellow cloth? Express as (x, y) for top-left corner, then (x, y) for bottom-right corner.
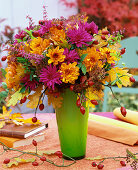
(113, 107), (138, 125)
(88, 113), (138, 145)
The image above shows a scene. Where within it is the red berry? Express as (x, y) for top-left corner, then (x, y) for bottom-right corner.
(32, 161), (39, 166)
(32, 139), (37, 146)
(91, 100), (98, 105)
(57, 25), (62, 30)
(102, 30), (109, 35)
(120, 48), (126, 55)
(17, 53), (22, 57)
(55, 151), (63, 158)
(3, 158), (10, 164)
(101, 35), (106, 40)
(93, 40), (99, 45)
(120, 107), (127, 117)
(20, 34), (26, 39)
(39, 103), (44, 111)
(88, 80), (94, 86)
(53, 92), (60, 98)
(97, 164), (104, 169)
(92, 162), (97, 167)
(70, 85), (74, 91)
(76, 99), (81, 107)
(32, 117), (37, 123)
(40, 156), (46, 161)
(80, 106), (85, 115)
(1, 56), (7, 61)
(80, 76), (87, 83)
(60, 21), (63, 25)
(120, 161), (126, 166)
(21, 96), (27, 103)
(32, 31), (40, 37)
(39, 20), (45, 25)
(129, 76), (135, 83)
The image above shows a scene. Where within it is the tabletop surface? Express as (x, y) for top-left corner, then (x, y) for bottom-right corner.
(0, 113), (137, 170)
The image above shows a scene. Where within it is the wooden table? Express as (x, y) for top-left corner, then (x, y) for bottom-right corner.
(0, 113), (137, 170)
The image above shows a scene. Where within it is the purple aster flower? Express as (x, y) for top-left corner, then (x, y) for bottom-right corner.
(67, 26), (92, 47)
(63, 48), (80, 64)
(38, 20), (53, 35)
(39, 64), (62, 90)
(21, 74), (38, 91)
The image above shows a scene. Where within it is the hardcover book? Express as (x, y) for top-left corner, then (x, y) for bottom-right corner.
(0, 133), (45, 148)
(0, 123), (48, 139)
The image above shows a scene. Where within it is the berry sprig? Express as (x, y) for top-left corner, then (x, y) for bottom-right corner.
(0, 140), (76, 168)
(90, 149), (138, 170)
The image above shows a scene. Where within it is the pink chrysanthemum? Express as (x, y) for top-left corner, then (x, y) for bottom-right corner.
(21, 74), (38, 90)
(38, 20), (53, 35)
(80, 21), (98, 34)
(63, 48), (80, 64)
(39, 64), (62, 90)
(67, 26), (92, 47)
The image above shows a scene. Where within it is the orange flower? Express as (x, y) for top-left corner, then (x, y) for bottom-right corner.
(47, 46), (65, 65)
(99, 47), (118, 64)
(83, 47), (102, 71)
(49, 27), (66, 43)
(59, 62), (80, 84)
(30, 37), (50, 55)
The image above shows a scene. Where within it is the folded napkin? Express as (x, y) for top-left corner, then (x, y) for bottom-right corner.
(113, 107), (138, 125)
(88, 112), (138, 145)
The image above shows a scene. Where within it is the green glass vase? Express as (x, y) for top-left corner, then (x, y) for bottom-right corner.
(55, 88), (89, 160)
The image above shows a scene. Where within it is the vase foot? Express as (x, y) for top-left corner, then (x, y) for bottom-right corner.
(63, 155), (85, 160)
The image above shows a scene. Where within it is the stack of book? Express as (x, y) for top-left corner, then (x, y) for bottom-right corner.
(0, 122), (48, 148)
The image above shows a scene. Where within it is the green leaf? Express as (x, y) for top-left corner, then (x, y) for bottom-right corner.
(122, 62), (126, 66)
(118, 79), (122, 84)
(111, 79), (117, 86)
(16, 39), (22, 43)
(80, 54), (87, 61)
(1, 68), (6, 78)
(85, 155), (104, 161)
(24, 29), (35, 39)
(81, 64), (87, 75)
(77, 63), (82, 68)
(126, 149), (137, 160)
(2, 82), (7, 89)
(19, 86), (26, 93)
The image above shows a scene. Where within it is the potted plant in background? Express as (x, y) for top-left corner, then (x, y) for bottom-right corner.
(1, 12), (135, 159)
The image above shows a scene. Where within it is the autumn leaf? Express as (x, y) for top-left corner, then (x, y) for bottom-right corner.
(9, 113), (23, 119)
(14, 118), (41, 125)
(0, 121), (5, 129)
(85, 155), (104, 161)
(7, 89), (22, 107)
(26, 85), (43, 109)
(0, 106), (12, 119)
(23, 149), (57, 156)
(3, 158), (35, 168)
(12, 120), (24, 126)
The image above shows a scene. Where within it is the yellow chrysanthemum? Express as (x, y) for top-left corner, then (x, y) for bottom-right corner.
(30, 37), (50, 55)
(49, 27), (66, 44)
(83, 47), (102, 71)
(86, 87), (104, 107)
(47, 46), (65, 65)
(99, 47), (119, 64)
(106, 67), (132, 88)
(60, 62), (80, 84)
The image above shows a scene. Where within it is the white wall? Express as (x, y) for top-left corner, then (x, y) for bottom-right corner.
(0, 0), (78, 29)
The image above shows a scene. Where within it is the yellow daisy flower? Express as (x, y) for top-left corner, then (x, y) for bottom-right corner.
(83, 47), (102, 71)
(30, 37), (50, 55)
(47, 46), (65, 65)
(59, 62), (80, 84)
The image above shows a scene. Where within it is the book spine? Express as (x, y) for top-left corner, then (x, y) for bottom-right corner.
(0, 130), (25, 139)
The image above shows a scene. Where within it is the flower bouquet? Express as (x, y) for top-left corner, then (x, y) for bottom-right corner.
(2, 13), (135, 159)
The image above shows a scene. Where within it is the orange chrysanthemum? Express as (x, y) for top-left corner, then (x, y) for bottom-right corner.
(47, 46), (65, 65)
(49, 27), (66, 43)
(83, 47), (102, 71)
(30, 37), (50, 55)
(59, 62), (80, 84)
(99, 47), (118, 64)
(5, 63), (25, 89)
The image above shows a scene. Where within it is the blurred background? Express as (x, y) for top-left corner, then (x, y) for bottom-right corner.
(0, 0), (138, 113)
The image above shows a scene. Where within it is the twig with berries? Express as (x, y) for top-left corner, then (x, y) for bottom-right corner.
(0, 139), (76, 168)
(90, 149), (138, 169)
